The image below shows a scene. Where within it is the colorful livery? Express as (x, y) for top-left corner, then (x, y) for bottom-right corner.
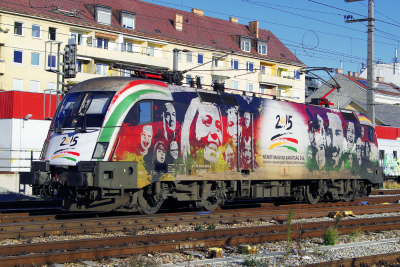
(20, 77), (383, 214)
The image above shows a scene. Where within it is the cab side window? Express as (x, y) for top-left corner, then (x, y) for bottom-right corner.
(368, 127), (374, 143)
(139, 101), (152, 124)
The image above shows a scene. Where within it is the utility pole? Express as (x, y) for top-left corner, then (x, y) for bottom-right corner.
(345, 0), (375, 126)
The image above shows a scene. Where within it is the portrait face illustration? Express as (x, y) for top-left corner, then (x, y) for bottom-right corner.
(140, 125), (152, 154)
(244, 112), (251, 128)
(195, 104), (223, 163)
(225, 144), (235, 169)
(314, 130), (326, 169)
(326, 113), (343, 158)
(164, 103), (176, 132)
(170, 141), (179, 160)
(243, 136), (252, 164)
(346, 122), (355, 150)
(227, 107), (238, 144)
(156, 143), (166, 163)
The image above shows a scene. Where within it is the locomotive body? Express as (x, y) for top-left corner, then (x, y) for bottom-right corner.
(21, 77), (383, 213)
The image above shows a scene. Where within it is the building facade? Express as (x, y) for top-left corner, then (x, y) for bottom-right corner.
(0, 0), (305, 193)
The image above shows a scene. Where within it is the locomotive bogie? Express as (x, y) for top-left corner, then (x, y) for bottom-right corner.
(20, 77), (383, 213)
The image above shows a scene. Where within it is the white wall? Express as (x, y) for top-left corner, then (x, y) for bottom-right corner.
(359, 63), (400, 87)
(0, 118), (50, 194)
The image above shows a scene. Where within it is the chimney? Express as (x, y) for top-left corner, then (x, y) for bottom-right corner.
(192, 8), (204, 16)
(377, 77), (385, 82)
(353, 72), (359, 77)
(336, 68), (343, 74)
(249, 21), (259, 38)
(230, 17), (238, 24)
(174, 14), (183, 31)
(348, 71), (352, 76)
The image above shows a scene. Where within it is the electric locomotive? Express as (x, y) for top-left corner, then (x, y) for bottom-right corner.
(21, 77), (383, 214)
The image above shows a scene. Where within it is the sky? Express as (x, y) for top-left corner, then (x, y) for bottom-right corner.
(143, 0), (400, 76)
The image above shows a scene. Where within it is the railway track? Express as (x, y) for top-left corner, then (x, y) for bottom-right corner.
(2, 215), (400, 266)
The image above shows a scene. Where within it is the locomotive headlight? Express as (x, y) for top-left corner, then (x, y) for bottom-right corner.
(92, 142), (109, 159)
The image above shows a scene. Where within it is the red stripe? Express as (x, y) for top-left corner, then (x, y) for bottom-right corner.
(273, 137), (298, 144)
(56, 151), (80, 156)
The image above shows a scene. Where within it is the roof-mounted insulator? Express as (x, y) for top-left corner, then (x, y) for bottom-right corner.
(213, 81), (225, 92)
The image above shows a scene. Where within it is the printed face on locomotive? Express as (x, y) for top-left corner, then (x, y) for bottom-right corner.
(140, 125), (153, 154)
(227, 107), (238, 144)
(225, 144), (235, 169)
(164, 103), (176, 132)
(170, 141), (179, 160)
(195, 104), (223, 163)
(346, 121), (355, 150)
(155, 141), (166, 163)
(326, 113), (343, 158)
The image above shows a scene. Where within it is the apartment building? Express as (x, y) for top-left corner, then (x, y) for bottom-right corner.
(0, 0), (305, 193)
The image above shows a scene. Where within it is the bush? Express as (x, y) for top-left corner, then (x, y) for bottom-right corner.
(324, 227), (339, 246)
(207, 223), (216, 230)
(349, 228), (362, 242)
(384, 181), (400, 189)
(244, 255), (264, 266)
(194, 224), (203, 231)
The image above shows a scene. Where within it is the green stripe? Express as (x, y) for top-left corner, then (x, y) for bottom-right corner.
(61, 157), (77, 162)
(99, 89), (168, 143)
(281, 146), (297, 152)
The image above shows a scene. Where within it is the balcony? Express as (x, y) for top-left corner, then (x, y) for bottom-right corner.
(76, 39), (170, 70)
(259, 73), (303, 89)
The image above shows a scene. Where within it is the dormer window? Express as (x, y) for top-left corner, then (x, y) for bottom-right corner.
(96, 5), (111, 25)
(240, 37), (251, 52)
(258, 40), (267, 55)
(121, 11), (135, 30)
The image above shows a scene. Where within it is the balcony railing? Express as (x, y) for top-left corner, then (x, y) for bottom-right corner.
(259, 73), (301, 88)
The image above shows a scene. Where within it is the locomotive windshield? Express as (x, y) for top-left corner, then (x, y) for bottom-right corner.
(53, 91), (115, 130)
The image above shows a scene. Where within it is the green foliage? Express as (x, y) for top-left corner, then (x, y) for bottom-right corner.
(243, 255), (264, 266)
(125, 254), (158, 267)
(286, 207), (295, 257)
(324, 215), (341, 246)
(194, 224), (203, 231)
(349, 228), (362, 242)
(207, 223), (216, 230)
(324, 227), (339, 246)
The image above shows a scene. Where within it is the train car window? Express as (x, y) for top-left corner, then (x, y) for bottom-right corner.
(379, 150), (385, 160)
(221, 94), (238, 106)
(341, 111), (357, 121)
(368, 127), (374, 142)
(394, 151), (397, 159)
(198, 92), (222, 104)
(139, 101), (152, 124)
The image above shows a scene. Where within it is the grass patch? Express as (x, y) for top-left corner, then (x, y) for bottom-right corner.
(286, 207), (295, 257)
(324, 215), (342, 246)
(349, 228), (362, 242)
(383, 181), (400, 189)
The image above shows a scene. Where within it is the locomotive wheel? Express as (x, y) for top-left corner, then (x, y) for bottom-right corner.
(201, 182), (219, 211)
(341, 180), (354, 203)
(138, 189), (163, 214)
(305, 184), (320, 204)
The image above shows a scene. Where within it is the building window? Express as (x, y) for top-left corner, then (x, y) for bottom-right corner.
(294, 70), (300, 79)
(212, 58), (223, 68)
(31, 52), (40, 67)
(49, 27), (57, 41)
(258, 44), (267, 55)
(231, 59), (239, 70)
(95, 63), (108, 76)
(246, 62), (254, 72)
(70, 32), (83, 45)
(147, 46), (154, 57)
(77, 60), (82, 73)
(186, 51), (193, 63)
(122, 69), (131, 77)
(178, 50), (181, 61)
(377, 68), (383, 77)
(30, 81), (40, 92)
(97, 38), (109, 49)
(186, 74), (192, 86)
(13, 79), (23, 91)
(294, 89), (301, 100)
(122, 16), (135, 29)
(241, 40), (250, 52)
(123, 42), (133, 52)
(32, 25), (41, 38)
(97, 7), (111, 25)
(198, 54), (203, 64)
(14, 50), (23, 64)
(260, 85), (266, 94)
(47, 55), (56, 69)
(231, 81), (239, 90)
(14, 22), (23, 36)
(246, 83), (253, 92)
(260, 65), (266, 74)
(278, 68), (288, 77)
(47, 82), (57, 93)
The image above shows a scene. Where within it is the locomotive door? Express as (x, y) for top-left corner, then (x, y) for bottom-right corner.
(237, 111), (254, 172)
